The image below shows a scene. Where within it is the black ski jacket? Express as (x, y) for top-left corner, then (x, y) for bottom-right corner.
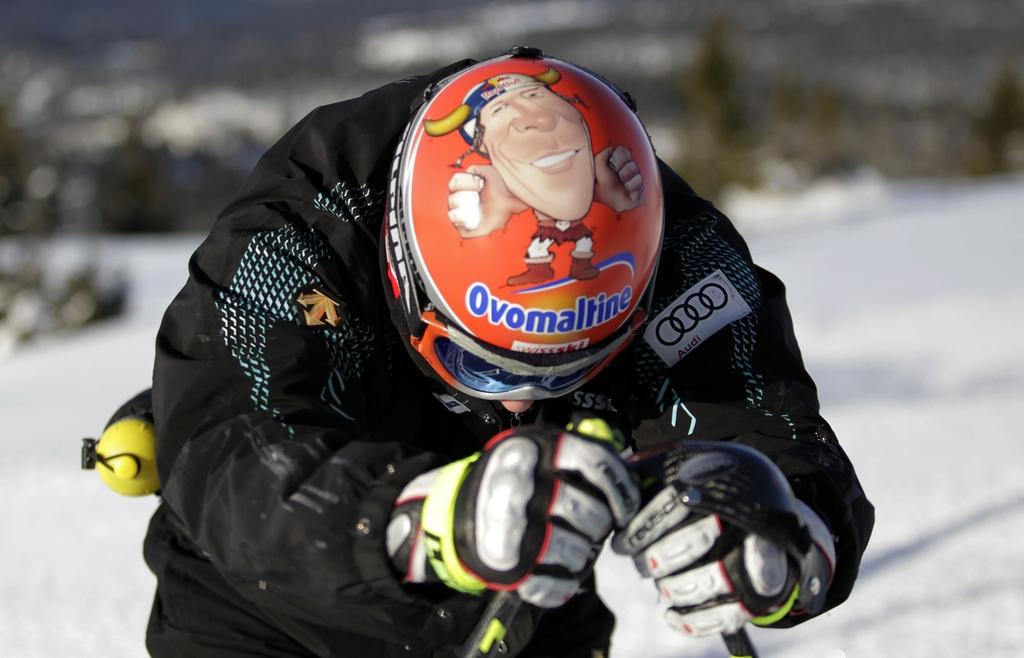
(150, 60), (873, 657)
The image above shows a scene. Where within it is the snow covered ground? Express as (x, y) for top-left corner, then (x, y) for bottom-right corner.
(2, 177), (1022, 657)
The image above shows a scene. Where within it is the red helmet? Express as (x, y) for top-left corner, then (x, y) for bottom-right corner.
(385, 49), (663, 400)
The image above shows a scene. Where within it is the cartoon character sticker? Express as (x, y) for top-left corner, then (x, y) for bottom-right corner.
(402, 57), (662, 352)
(424, 68), (645, 285)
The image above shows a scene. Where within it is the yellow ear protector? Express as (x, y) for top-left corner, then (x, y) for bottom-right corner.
(81, 417), (160, 496)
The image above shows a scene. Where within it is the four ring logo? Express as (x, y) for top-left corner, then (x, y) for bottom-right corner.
(653, 283), (728, 346)
(643, 270), (752, 367)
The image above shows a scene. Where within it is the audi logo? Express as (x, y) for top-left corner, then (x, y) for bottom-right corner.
(654, 283), (728, 346)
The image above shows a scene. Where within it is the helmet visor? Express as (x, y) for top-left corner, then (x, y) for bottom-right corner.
(409, 307), (646, 401)
(432, 336), (600, 400)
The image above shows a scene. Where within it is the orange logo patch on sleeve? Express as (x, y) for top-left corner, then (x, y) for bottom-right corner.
(296, 288), (345, 328)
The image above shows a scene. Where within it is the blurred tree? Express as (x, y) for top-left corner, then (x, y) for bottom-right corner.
(965, 62), (1024, 175)
(807, 85), (850, 174)
(95, 119), (177, 233)
(0, 105), (62, 235)
(676, 15), (758, 199)
(764, 70), (856, 181)
(0, 103), (30, 235)
(689, 15), (750, 146)
(772, 73), (805, 127)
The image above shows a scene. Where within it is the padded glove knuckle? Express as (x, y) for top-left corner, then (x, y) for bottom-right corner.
(555, 433), (639, 525)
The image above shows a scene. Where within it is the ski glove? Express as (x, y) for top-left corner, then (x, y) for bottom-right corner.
(611, 442), (835, 637)
(387, 419), (641, 607)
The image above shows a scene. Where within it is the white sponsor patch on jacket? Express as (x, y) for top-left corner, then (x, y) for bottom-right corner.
(433, 393), (471, 414)
(643, 269), (752, 367)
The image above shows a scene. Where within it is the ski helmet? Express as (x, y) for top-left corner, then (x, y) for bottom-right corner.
(385, 48), (663, 400)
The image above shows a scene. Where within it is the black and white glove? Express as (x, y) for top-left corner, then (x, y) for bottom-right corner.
(387, 419), (641, 607)
(612, 442), (835, 637)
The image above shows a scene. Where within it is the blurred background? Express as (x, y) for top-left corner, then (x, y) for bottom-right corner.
(1, 2), (1023, 657)
(1, 0), (1023, 346)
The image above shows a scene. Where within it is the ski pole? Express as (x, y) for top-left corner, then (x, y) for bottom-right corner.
(723, 629), (760, 658)
(460, 590), (522, 658)
(461, 590), (761, 658)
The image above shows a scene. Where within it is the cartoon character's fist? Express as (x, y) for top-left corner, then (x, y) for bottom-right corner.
(595, 145), (644, 213)
(447, 166), (527, 237)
